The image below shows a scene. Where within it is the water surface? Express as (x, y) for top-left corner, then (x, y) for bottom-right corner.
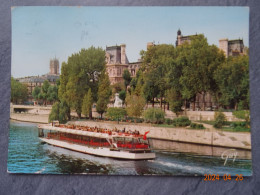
(8, 121), (252, 176)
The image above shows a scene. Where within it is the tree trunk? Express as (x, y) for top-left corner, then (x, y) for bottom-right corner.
(160, 96), (163, 109)
(202, 92), (206, 111)
(192, 96), (196, 111)
(164, 101), (166, 111)
(152, 97), (154, 108)
(89, 109), (92, 120)
(167, 102), (169, 110)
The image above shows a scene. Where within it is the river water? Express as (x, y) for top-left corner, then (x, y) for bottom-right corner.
(8, 121), (252, 176)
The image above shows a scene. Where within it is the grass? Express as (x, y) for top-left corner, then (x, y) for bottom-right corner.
(221, 126), (250, 132)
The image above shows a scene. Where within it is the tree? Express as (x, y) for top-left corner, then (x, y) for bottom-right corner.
(82, 88), (93, 119)
(58, 47), (106, 118)
(32, 86), (41, 103)
(106, 107), (126, 123)
(96, 71), (112, 119)
(141, 44), (175, 109)
(125, 94), (145, 119)
(119, 90), (126, 104)
(41, 80), (50, 105)
(123, 69), (132, 89)
(47, 85), (58, 104)
(59, 100), (70, 123)
(48, 102), (59, 123)
(166, 88), (183, 116)
(11, 77), (28, 104)
(179, 35), (225, 111)
(48, 101), (70, 124)
(214, 55), (249, 110)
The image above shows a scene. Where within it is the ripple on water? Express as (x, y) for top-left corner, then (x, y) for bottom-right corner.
(7, 121), (252, 175)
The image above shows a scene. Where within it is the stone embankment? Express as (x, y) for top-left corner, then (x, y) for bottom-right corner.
(71, 120), (251, 150)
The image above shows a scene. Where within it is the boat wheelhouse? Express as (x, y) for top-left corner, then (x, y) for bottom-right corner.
(38, 123), (156, 160)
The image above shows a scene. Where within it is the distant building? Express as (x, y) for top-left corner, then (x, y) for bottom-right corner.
(219, 38), (245, 57)
(175, 29), (200, 47)
(16, 58), (60, 102)
(105, 44), (141, 85)
(49, 58), (59, 75)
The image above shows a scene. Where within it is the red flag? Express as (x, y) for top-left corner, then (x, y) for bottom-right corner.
(143, 131), (150, 140)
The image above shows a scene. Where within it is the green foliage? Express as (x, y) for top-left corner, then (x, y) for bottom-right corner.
(59, 100), (70, 123)
(123, 69), (132, 88)
(48, 102), (60, 123)
(179, 35), (225, 110)
(119, 90), (126, 103)
(166, 88), (183, 116)
(96, 71), (112, 119)
(106, 107), (126, 122)
(11, 77), (28, 104)
(214, 111), (227, 129)
(172, 116), (191, 127)
(32, 86), (41, 101)
(49, 101), (70, 124)
(233, 110), (250, 127)
(125, 94), (146, 118)
(165, 118), (173, 125)
(190, 123), (205, 129)
(143, 108), (165, 124)
(47, 85), (58, 103)
(214, 55), (249, 110)
(112, 82), (125, 94)
(58, 47), (106, 118)
(141, 44), (175, 107)
(82, 88), (93, 118)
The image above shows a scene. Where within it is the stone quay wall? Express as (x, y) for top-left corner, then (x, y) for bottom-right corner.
(71, 121), (251, 150)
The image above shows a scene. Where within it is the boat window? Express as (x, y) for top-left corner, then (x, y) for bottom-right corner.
(138, 138), (149, 144)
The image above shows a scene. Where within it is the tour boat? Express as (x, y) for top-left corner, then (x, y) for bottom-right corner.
(38, 122), (156, 160)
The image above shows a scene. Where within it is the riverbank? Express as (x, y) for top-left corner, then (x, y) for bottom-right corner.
(10, 113), (251, 150)
(10, 113), (49, 124)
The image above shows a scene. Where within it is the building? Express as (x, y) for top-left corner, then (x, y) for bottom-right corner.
(49, 58), (59, 75)
(16, 58), (60, 102)
(219, 38), (245, 57)
(175, 29), (200, 47)
(105, 44), (141, 85)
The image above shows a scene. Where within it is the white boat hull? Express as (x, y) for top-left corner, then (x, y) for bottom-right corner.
(40, 138), (156, 160)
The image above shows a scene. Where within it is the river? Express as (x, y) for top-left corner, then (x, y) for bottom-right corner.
(7, 121), (252, 176)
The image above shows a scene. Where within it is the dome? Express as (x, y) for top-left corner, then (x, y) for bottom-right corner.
(177, 29), (181, 36)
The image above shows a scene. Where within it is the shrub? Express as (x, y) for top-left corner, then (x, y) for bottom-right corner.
(214, 111), (226, 129)
(190, 123), (205, 129)
(172, 116), (191, 127)
(143, 108), (165, 124)
(106, 107), (126, 123)
(165, 118), (173, 125)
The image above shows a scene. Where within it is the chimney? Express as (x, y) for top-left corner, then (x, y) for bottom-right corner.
(121, 44), (126, 64)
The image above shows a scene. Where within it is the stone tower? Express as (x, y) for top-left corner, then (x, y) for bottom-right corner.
(219, 39), (229, 57)
(49, 58), (59, 75)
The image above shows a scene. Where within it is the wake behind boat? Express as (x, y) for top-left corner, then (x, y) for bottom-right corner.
(38, 122), (156, 160)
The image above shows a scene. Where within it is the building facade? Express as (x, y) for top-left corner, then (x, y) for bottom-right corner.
(17, 58), (60, 102)
(105, 44), (140, 85)
(219, 38), (245, 57)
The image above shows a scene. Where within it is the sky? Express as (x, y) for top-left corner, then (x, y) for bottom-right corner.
(11, 6), (249, 78)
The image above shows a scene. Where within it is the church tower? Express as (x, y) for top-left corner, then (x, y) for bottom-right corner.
(49, 58), (59, 75)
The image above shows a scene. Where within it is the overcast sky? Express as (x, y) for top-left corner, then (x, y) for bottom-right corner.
(11, 6), (249, 78)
